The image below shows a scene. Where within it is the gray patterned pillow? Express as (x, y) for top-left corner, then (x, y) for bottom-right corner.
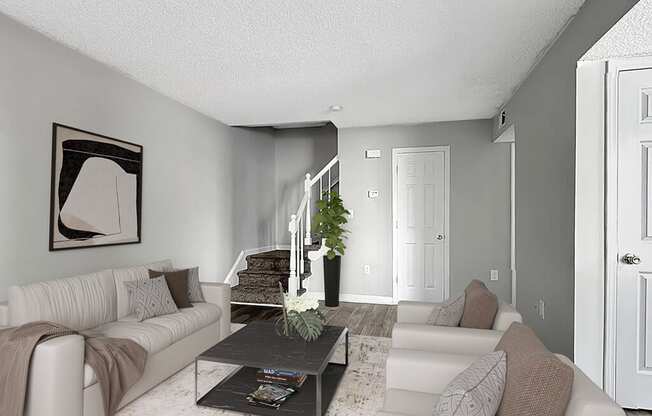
(124, 276), (178, 321)
(186, 267), (205, 303)
(427, 292), (465, 326)
(434, 350), (507, 416)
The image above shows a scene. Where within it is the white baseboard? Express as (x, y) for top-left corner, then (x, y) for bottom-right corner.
(309, 292), (396, 305)
(224, 245), (276, 286)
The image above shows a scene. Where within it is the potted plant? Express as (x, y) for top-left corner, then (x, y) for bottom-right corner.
(313, 191), (350, 307)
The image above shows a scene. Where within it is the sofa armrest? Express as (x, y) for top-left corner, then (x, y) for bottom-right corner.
(25, 335), (85, 416)
(392, 323), (503, 355)
(0, 301), (8, 327)
(201, 282), (231, 340)
(492, 302), (523, 331)
(556, 355), (625, 416)
(386, 348), (476, 394)
(397, 301), (438, 324)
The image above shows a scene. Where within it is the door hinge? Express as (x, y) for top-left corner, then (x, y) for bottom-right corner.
(395, 219), (398, 229)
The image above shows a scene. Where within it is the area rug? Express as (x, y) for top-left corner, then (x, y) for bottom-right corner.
(117, 334), (391, 416)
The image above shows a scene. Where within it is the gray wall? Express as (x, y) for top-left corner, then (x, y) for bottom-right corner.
(338, 120), (511, 301)
(493, 0), (638, 357)
(274, 124), (338, 244)
(0, 13), (276, 301)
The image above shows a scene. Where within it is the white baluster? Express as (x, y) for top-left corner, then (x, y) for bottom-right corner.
(328, 169), (331, 198)
(305, 174), (312, 245)
(289, 215), (298, 296)
(300, 216), (305, 275)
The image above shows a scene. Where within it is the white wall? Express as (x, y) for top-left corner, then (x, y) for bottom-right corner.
(493, 0), (637, 359)
(0, 13), (276, 301)
(337, 120), (511, 302)
(274, 124), (338, 245)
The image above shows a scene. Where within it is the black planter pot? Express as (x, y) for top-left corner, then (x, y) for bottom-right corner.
(323, 256), (341, 307)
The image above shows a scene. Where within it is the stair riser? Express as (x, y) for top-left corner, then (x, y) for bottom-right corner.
(238, 274), (288, 288)
(246, 257), (311, 273)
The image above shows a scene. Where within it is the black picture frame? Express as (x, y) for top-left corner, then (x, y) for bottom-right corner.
(49, 123), (143, 251)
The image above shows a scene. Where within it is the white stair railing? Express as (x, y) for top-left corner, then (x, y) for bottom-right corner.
(288, 156), (339, 295)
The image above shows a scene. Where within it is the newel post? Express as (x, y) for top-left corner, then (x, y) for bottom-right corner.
(289, 214), (298, 296)
(304, 173), (312, 246)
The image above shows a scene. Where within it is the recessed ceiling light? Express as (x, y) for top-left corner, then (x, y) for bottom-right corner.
(329, 105), (343, 112)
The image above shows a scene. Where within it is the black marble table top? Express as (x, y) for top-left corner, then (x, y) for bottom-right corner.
(198, 321), (347, 375)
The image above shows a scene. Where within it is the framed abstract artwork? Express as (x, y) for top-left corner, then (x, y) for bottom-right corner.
(49, 123), (143, 251)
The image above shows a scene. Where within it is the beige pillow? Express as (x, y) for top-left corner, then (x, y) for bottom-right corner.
(427, 292), (465, 326)
(124, 276), (178, 321)
(434, 350), (507, 416)
(494, 323), (574, 416)
(460, 280), (498, 329)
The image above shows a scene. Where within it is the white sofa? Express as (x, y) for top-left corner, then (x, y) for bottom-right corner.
(392, 300), (522, 354)
(0, 260), (231, 416)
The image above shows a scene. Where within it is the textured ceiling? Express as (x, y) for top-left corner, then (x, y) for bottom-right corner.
(582, 0), (651, 61)
(0, 1), (585, 128)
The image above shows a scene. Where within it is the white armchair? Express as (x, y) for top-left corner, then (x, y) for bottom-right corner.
(380, 348), (625, 416)
(392, 300), (522, 354)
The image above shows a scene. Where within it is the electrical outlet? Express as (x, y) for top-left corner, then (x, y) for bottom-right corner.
(364, 265), (371, 275)
(490, 270), (499, 281)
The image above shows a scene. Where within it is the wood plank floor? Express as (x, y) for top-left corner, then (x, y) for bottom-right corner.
(232, 301), (397, 337)
(232, 302), (649, 415)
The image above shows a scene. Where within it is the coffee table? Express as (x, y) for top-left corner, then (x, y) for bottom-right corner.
(195, 321), (349, 416)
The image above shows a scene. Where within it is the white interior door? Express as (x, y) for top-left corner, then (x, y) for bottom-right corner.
(393, 147), (449, 302)
(616, 67), (652, 409)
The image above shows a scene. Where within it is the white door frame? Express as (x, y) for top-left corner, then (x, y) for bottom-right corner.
(604, 56), (652, 399)
(392, 146), (451, 304)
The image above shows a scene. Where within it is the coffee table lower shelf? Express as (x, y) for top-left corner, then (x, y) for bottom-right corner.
(196, 363), (347, 416)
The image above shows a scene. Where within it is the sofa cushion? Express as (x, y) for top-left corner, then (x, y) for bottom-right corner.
(149, 269), (193, 308)
(8, 270), (116, 330)
(186, 267), (205, 303)
(383, 388), (440, 416)
(434, 350), (506, 416)
(426, 293), (465, 327)
(144, 303), (221, 340)
(494, 323), (574, 416)
(87, 321), (174, 354)
(125, 276), (179, 321)
(460, 280), (498, 330)
(114, 260), (174, 319)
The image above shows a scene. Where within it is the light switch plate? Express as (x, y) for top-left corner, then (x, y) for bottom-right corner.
(365, 149), (381, 159)
(368, 190), (379, 199)
(490, 270), (498, 281)
(364, 265), (371, 275)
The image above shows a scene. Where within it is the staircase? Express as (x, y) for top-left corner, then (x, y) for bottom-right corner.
(231, 246), (319, 305)
(228, 156), (339, 306)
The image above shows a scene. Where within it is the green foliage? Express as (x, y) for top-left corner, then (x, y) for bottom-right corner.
(312, 191), (351, 260)
(286, 310), (324, 342)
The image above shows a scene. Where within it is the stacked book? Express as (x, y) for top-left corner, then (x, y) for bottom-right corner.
(246, 384), (296, 409)
(246, 369), (307, 409)
(256, 368), (307, 388)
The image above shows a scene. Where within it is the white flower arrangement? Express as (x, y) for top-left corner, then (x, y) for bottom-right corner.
(277, 283), (324, 342)
(284, 293), (319, 313)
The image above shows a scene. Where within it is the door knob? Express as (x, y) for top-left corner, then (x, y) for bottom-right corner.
(622, 253), (642, 265)
(435, 234), (445, 241)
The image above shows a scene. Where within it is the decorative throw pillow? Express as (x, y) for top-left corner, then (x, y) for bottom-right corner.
(427, 292), (465, 326)
(434, 350), (507, 416)
(149, 267), (205, 303)
(186, 267), (205, 303)
(124, 276), (178, 321)
(494, 323), (574, 416)
(460, 280), (499, 329)
(148, 269), (193, 308)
